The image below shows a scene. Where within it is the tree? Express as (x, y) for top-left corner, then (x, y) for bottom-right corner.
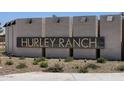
(0, 23), (3, 33)
(0, 27), (3, 33)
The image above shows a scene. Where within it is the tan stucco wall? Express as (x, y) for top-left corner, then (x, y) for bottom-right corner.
(5, 15), (123, 60)
(8, 26), (13, 53)
(73, 16), (98, 59)
(12, 18), (43, 57)
(45, 17), (70, 58)
(5, 27), (9, 53)
(100, 15), (122, 60)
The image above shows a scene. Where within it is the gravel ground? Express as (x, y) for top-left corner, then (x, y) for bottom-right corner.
(0, 56), (124, 75)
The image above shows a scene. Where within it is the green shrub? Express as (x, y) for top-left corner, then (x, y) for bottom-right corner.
(86, 63), (100, 70)
(117, 65), (124, 71)
(47, 63), (64, 72)
(19, 56), (25, 60)
(40, 57), (46, 61)
(16, 63), (27, 69)
(32, 61), (39, 65)
(40, 61), (48, 68)
(34, 57), (46, 62)
(5, 60), (13, 65)
(64, 57), (73, 62)
(79, 67), (88, 73)
(97, 57), (107, 63)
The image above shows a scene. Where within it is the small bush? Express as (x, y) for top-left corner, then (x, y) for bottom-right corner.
(72, 65), (79, 69)
(35, 57), (46, 62)
(16, 63), (27, 69)
(79, 67), (88, 73)
(40, 62), (48, 68)
(86, 63), (100, 70)
(32, 61), (39, 65)
(19, 56), (25, 60)
(64, 57), (73, 62)
(40, 57), (46, 61)
(5, 60), (13, 65)
(47, 63), (64, 72)
(9, 56), (12, 59)
(116, 65), (124, 71)
(97, 57), (107, 63)
(34, 58), (37, 61)
(75, 65), (79, 69)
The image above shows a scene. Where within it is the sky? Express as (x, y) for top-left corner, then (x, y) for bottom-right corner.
(0, 12), (121, 26)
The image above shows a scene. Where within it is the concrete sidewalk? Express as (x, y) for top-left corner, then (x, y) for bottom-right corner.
(0, 72), (124, 81)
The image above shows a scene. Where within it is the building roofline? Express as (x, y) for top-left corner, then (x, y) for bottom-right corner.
(3, 14), (123, 28)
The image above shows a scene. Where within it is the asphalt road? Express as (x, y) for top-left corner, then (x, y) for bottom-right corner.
(0, 72), (124, 81)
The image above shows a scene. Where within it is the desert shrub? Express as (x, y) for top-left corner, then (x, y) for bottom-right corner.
(34, 58), (36, 61)
(32, 61), (39, 65)
(19, 56), (25, 60)
(116, 65), (124, 71)
(40, 57), (46, 61)
(72, 66), (74, 69)
(64, 57), (73, 62)
(34, 57), (46, 62)
(47, 63), (64, 72)
(86, 63), (100, 70)
(40, 61), (48, 68)
(97, 57), (107, 63)
(72, 65), (79, 69)
(5, 60), (13, 65)
(16, 63), (27, 69)
(79, 67), (88, 73)
(9, 56), (12, 59)
(75, 65), (79, 69)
